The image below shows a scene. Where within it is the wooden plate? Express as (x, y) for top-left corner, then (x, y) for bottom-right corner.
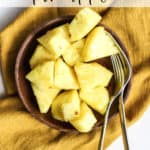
(15, 16), (131, 132)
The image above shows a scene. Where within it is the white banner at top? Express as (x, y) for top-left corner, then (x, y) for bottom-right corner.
(1, 0), (150, 7)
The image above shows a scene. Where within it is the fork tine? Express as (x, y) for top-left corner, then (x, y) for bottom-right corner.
(118, 53), (128, 76)
(111, 56), (117, 81)
(114, 56), (121, 83)
(111, 56), (120, 84)
(111, 55), (124, 88)
(107, 32), (129, 75)
(115, 55), (125, 84)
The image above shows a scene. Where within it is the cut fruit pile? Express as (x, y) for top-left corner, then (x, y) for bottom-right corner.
(26, 8), (119, 133)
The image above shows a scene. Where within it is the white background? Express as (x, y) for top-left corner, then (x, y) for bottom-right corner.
(0, 7), (150, 150)
(1, 0), (150, 7)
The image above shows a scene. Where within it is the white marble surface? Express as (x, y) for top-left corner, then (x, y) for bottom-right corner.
(0, 7), (150, 150)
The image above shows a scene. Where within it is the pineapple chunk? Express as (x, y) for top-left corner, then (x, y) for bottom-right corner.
(51, 90), (80, 121)
(51, 98), (64, 121)
(72, 38), (85, 50)
(74, 62), (113, 88)
(80, 86), (109, 115)
(69, 8), (101, 41)
(70, 102), (97, 133)
(32, 84), (60, 113)
(62, 39), (85, 66)
(62, 46), (80, 66)
(29, 45), (53, 68)
(26, 61), (54, 89)
(54, 58), (79, 89)
(38, 24), (70, 59)
(51, 23), (70, 38)
(82, 27), (119, 62)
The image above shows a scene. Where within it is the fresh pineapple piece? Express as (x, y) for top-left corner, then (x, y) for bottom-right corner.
(74, 62), (113, 88)
(54, 58), (79, 89)
(69, 8), (101, 41)
(72, 38), (85, 50)
(62, 46), (80, 66)
(51, 90), (80, 121)
(37, 24), (70, 59)
(80, 86), (109, 115)
(29, 45), (53, 68)
(51, 23), (70, 38)
(62, 39), (85, 66)
(51, 97), (64, 122)
(26, 61), (54, 89)
(32, 84), (60, 113)
(82, 27), (119, 62)
(70, 102), (97, 133)
(61, 90), (80, 121)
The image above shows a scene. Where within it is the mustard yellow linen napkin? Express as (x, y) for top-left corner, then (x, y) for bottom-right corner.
(0, 7), (150, 150)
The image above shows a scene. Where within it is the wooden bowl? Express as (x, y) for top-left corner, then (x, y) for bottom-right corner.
(15, 16), (131, 132)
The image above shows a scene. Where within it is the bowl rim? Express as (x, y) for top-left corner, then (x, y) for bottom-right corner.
(15, 15), (132, 132)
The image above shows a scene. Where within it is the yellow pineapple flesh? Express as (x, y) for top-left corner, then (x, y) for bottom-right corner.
(62, 39), (85, 66)
(82, 27), (119, 62)
(26, 61), (54, 89)
(32, 84), (60, 113)
(80, 86), (109, 115)
(51, 90), (80, 121)
(69, 8), (101, 41)
(38, 24), (70, 59)
(29, 45), (53, 68)
(54, 59), (79, 89)
(70, 102), (97, 133)
(74, 62), (113, 88)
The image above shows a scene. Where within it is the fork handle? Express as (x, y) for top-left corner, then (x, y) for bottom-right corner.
(98, 100), (114, 150)
(118, 93), (130, 150)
